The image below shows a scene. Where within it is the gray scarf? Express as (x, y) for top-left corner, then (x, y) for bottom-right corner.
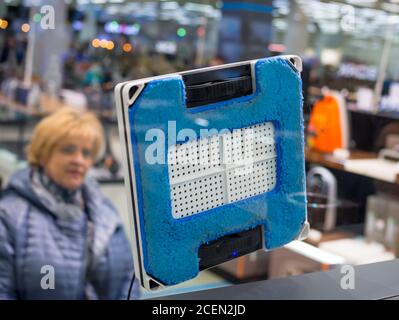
(31, 168), (85, 221)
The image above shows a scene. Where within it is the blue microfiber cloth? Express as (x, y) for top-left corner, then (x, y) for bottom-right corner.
(128, 57), (307, 285)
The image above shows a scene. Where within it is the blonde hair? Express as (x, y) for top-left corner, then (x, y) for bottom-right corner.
(26, 107), (104, 167)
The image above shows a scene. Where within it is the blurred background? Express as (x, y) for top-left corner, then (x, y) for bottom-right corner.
(1, 0), (399, 298)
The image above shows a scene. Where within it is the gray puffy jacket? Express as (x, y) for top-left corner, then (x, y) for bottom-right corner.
(0, 168), (139, 299)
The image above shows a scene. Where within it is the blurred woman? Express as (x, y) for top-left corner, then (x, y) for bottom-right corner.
(0, 107), (139, 299)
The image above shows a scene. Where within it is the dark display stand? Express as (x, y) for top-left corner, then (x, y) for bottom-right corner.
(157, 259), (399, 300)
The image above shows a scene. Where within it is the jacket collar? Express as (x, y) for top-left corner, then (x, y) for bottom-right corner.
(82, 175), (123, 262)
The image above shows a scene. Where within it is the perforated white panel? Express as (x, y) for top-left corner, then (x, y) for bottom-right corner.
(168, 122), (277, 219)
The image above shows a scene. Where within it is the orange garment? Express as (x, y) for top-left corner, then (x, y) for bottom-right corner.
(307, 95), (343, 153)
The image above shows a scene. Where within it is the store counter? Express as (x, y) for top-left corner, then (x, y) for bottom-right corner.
(305, 148), (399, 185)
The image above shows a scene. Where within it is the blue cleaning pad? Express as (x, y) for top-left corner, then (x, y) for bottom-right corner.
(128, 57), (306, 285)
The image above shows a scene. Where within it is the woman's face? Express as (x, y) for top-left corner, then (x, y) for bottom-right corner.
(44, 135), (95, 191)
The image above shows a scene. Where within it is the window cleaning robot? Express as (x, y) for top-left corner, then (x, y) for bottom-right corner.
(115, 55), (309, 290)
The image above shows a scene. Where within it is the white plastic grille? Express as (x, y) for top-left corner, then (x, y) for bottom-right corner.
(168, 122), (277, 219)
